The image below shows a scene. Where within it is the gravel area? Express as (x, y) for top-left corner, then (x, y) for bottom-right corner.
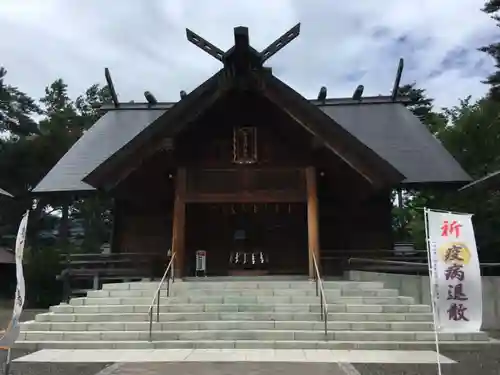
(0, 349), (111, 375)
(96, 362), (348, 375)
(354, 346), (500, 375)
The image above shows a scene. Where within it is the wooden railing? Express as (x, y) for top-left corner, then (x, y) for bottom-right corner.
(57, 252), (166, 301)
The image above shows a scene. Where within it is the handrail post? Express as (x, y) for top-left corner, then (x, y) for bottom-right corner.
(147, 252), (176, 344)
(167, 271), (171, 298)
(320, 292), (323, 320)
(156, 289), (160, 322)
(312, 252), (328, 338)
(149, 309), (153, 342)
(324, 307), (328, 337)
(172, 256), (175, 283)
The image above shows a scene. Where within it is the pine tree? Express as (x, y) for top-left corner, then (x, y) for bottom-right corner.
(0, 67), (41, 136)
(479, 0), (500, 99)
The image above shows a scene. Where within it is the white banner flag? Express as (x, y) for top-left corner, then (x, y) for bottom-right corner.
(426, 209), (482, 333)
(0, 210), (29, 349)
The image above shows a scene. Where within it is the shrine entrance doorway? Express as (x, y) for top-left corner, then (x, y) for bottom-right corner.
(185, 202), (308, 276)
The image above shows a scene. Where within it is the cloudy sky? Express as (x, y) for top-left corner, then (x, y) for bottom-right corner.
(0, 0), (497, 109)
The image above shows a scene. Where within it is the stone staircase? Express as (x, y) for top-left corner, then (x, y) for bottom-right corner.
(17, 277), (491, 350)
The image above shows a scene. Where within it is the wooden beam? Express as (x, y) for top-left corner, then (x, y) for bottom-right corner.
(306, 166), (320, 279)
(171, 168), (187, 278)
(185, 191), (305, 203)
(260, 23), (301, 63)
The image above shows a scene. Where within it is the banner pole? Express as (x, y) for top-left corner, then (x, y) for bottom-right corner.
(424, 208), (443, 375)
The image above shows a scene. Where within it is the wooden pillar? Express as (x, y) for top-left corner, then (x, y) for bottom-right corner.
(306, 166), (320, 279)
(171, 168), (187, 278)
(109, 198), (119, 253)
(60, 198), (71, 302)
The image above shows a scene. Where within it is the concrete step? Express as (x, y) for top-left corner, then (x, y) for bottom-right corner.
(17, 276), (491, 352)
(21, 321), (436, 332)
(35, 312), (434, 323)
(19, 329), (489, 342)
(182, 275), (310, 281)
(102, 281), (386, 291)
(88, 288), (400, 298)
(50, 303), (431, 314)
(13, 339), (495, 351)
(78, 296), (323, 305)
(70, 296), (415, 306)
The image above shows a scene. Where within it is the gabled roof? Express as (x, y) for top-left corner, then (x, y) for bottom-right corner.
(32, 24), (471, 194)
(32, 94), (470, 194)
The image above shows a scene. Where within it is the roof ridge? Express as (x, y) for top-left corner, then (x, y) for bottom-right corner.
(96, 96), (410, 111)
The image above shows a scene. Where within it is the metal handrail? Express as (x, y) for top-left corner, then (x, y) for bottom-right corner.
(148, 252), (176, 342)
(311, 252), (328, 337)
(348, 257), (500, 268)
(348, 257), (427, 267)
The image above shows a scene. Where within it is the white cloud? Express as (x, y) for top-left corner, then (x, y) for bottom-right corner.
(0, 0), (496, 109)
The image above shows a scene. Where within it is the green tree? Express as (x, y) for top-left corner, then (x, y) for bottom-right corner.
(407, 97), (500, 259)
(0, 67), (41, 136)
(480, 0), (500, 99)
(0, 78), (113, 254)
(398, 83), (447, 135)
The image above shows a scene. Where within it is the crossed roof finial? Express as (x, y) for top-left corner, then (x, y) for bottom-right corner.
(186, 23), (301, 71)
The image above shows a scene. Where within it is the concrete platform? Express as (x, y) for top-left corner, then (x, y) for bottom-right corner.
(13, 348), (456, 364)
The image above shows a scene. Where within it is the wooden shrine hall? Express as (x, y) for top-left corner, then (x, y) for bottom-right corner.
(33, 25), (471, 279)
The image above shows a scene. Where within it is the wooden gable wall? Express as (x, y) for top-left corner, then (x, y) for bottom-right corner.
(109, 91), (394, 267)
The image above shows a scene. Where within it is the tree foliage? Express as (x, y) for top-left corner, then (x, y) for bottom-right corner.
(0, 76), (112, 254)
(0, 67), (41, 136)
(480, 0), (500, 99)
(402, 97), (500, 259)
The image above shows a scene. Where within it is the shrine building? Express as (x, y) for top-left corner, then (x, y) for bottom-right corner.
(33, 25), (471, 278)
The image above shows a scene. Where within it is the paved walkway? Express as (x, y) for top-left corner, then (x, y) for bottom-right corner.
(4, 347), (500, 375)
(13, 349), (455, 364)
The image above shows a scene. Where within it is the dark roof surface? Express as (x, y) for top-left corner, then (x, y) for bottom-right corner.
(458, 169), (500, 191)
(320, 103), (471, 184)
(0, 188), (13, 197)
(33, 99), (471, 193)
(32, 109), (166, 193)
